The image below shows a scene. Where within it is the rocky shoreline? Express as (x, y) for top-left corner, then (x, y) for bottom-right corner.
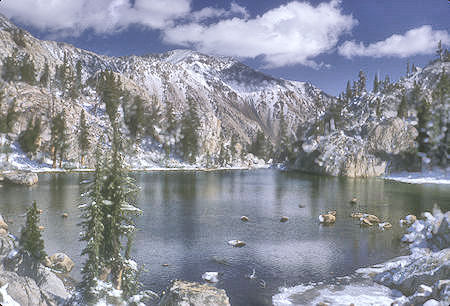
(273, 206), (450, 306)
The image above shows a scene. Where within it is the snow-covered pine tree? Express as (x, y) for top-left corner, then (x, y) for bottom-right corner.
(78, 110), (90, 166)
(180, 97), (200, 163)
(78, 147), (106, 303)
(19, 200), (47, 280)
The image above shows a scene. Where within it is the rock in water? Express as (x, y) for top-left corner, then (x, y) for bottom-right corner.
(365, 214), (381, 223)
(280, 216), (289, 222)
(159, 280), (230, 306)
(400, 215), (417, 227)
(319, 213), (336, 224)
(202, 272), (219, 283)
(360, 218), (373, 227)
(351, 212), (364, 219)
(4, 172), (38, 186)
(379, 222), (392, 230)
(48, 253), (74, 273)
(227, 240), (246, 247)
(240, 216), (249, 222)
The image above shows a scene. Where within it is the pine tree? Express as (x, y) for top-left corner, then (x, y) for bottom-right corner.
(373, 74), (379, 93)
(165, 101), (176, 135)
(20, 54), (36, 85)
(50, 112), (67, 168)
(345, 80), (352, 101)
(276, 104), (289, 162)
(6, 99), (19, 133)
(358, 70), (366, 94)
(432, 68), (449, 166)
(0, 90), (6, 133)
(98, 70), (121, 123)
(250, 130), (266, 159)
(79, 110), (90, 166)
(2, 49), (19, 82)
(40, 62), (50, 87)
(145, 100), (161, 139)
(375, 98), (382, 118)
(12, 29), (26, 48)
(19, 201), (47, 280)
(406, 60), (410, 77)
(397, 94), (407, 119)
(436, 40), (443, 61)
(417, 99), (432, 154)
(18, 117), (41, 156)
(180, 98), (200, 163)
(78, 148), (105, 303)
(128, 96), (145, 139)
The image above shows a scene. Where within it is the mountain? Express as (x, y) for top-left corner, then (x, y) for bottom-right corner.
(0, 14), (332, 170)
(0, 15), (448, 177)
(291, 58), (449, 176)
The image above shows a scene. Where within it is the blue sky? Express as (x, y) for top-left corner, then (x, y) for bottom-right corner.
(0, 0), (449, 95)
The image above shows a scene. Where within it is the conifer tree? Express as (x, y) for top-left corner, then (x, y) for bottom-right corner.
(437, 40), (443, 61)
(20, 54), (36, 85)
(128, 96), (145, 139)
(5, 99), (18, 133)
(165, 101), (176, 135)
(397, 94), (408, 119)
(406, 60), (410, 77)
(19, 201), (47, 280)
(180, 98), (200, 163)
(417, 99), (432, 154)
(373, 74), (379, 93)
(78, 148), (105, 303)
(50, 112), (67, 168)
(40, 62), (50, 87)
(0, 90), (6, 133)
(98, 70), (121, 123)
(276, 104), (289, 162)
(79, 110), (90, 166)
(345, 80), (352, 101)
(18, 117), (41, 156)
(250, 130), (266, 159)
(358, 70), (366, 94)
(2, 50), (19, 82)
(12, 29), (26, 48)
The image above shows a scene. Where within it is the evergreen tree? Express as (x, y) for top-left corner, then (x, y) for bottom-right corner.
(98, 70), (121, 123)
(276, 104), (289, 162)
(2, 49), (19, 82)
(20, 54), (36, 85)
(417, 99), (432, 154)
(411, 63), (417, 74)
(436, 40), (443, 61)
(345, 80), (352, 101)
(432, 68), (449, 166)
(165, 101), (176, 135)
(180, 98), (200, 163)
(128, 96), (145, 139)
(19, 201), (47, 280)
(373, 74), (379, 93)
(39, 62), (50, 87)
(375, 98), (382, 118)
(75, 60), (83, 91)
(12, 29), (26, 48)
(397, 94), (408, 119)
(50, 112), (67, 168)
(358, 70), (366, 94)
(410, 81), (421, 103)
(78, 148), (105, 303)
(79, 110), (90, 166)
(0, 90), (6, 133)
(406, 60), (410, 77)
(250, 130), (266, 159)
(18, 117), (41, 156)
(5, 99), (19, 133)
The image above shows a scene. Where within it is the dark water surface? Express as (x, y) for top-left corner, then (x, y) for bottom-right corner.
(1, 169), (449, 305)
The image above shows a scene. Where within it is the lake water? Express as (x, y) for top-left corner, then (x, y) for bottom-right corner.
(1, 169), (449, 305)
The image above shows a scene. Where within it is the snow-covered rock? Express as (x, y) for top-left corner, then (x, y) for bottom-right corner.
(159, 280), (230, 306)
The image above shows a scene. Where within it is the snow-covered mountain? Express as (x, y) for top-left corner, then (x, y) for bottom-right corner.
(0, 14), (332, 170)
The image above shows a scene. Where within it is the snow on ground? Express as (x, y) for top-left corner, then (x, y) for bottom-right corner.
(384, 168), (450, 185)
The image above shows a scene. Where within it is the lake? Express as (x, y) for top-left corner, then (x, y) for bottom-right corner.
(1, 169), (449, 305)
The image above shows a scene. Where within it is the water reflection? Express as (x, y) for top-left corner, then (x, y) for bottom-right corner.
(0, 170), (449, 306)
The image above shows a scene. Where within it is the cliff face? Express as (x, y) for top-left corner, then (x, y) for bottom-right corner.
(291, 60), (449, 177)
(0, 15), (332, 170)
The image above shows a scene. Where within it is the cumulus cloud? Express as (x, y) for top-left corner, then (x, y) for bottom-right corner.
(0, 0), (191, 36)
(163, 0), (357, 68)
(338, 25), (450, 58)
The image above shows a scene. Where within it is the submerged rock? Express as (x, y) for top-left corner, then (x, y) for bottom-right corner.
(159, 280), (230, 306)
(280, 216), (289, 223)
(4, 172), (38, 186)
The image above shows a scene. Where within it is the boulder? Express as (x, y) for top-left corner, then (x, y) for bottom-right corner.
(351, 212), (364, 219)
(365, 214), (381, 223)
(4, 172), (38, 186)
(360, 218), (373, 227)
(379, 222), (393, 230)
(159, 280), (230, 306)
(319, 214), (335, 224)
(202, 272), (219, 283)
(0, 232), (16, 261)
(227, 240), (246, 247)
(400, 215), (417, 227)
(240, 216), (249, 222)
(280, 216), (289, 222)
(48, 253), (74, 273)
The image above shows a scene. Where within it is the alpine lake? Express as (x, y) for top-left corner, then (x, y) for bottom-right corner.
(1, 169), (449, 305)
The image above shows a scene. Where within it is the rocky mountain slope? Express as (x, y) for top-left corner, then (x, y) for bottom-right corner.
(0, 14), (332, 170)
(290, 59), (449, 177)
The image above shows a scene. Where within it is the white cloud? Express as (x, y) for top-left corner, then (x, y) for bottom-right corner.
(163, 0), (357, 68)
(338, 25), (450, 58)
(0, 0), (191, 36)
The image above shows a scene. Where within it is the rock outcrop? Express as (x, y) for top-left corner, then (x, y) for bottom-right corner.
(48, 253), (74, 273)
(159, 280), (231, 306)
(4, 172), (38, 186)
